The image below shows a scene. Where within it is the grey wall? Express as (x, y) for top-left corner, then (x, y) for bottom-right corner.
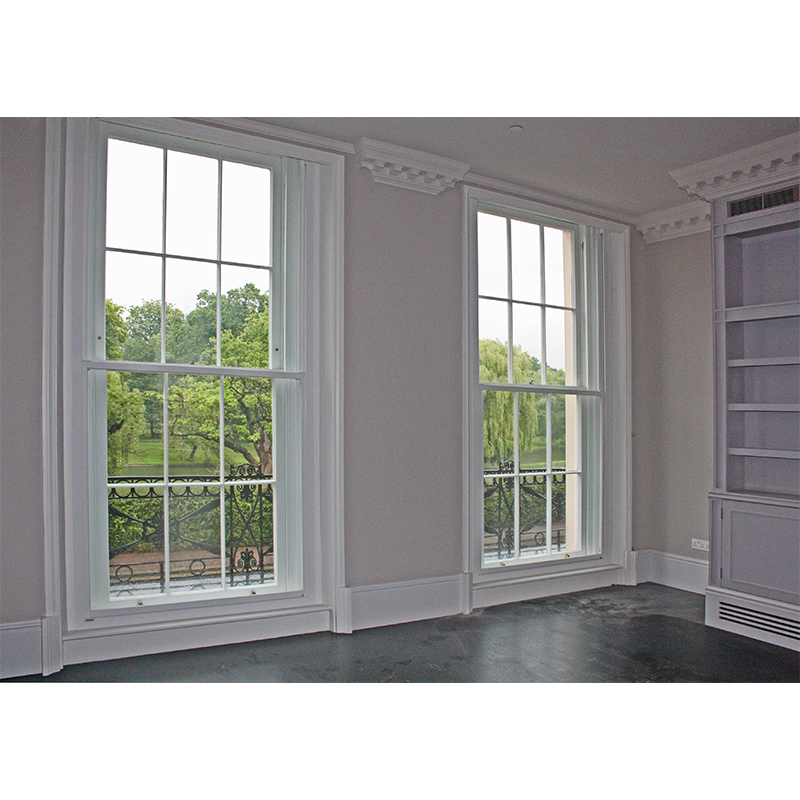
(0, 118), (46, 623)
(0, 117), (717, 628)
(343, 158), (464, 586)
(630, 229), (714, 558)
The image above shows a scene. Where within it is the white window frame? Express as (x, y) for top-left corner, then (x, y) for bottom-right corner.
(53, 118), (344, 646)
(463, 186), (632, 601)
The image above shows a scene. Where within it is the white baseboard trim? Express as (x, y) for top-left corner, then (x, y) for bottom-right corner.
(634, 550), (708, 595)
(62, 606), (332, 667)
(341, 574), (470, 633)
(0, 620), (42, 679)
(40, 615), (63, 676)
(472, 563), (625, 609)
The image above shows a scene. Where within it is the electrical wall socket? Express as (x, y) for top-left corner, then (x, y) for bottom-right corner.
(691, 538), (709, 552)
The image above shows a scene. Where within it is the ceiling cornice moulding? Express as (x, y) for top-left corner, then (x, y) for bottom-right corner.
(355, 137), (471, 195)
(634, 200), (712, 243)
(669, 133), (800, 201)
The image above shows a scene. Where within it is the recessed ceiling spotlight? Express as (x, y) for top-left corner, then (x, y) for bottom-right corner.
(508, 124), (524, 132)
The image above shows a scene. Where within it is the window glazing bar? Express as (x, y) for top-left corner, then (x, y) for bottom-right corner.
(105, 246), (273, 272)
(478, 381), (601, 396)
(85, 360), (304, 380)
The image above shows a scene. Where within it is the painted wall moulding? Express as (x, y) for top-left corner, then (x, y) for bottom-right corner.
(669, 133), (800, 201)
(355, 137), (471, 195)
(634, 200), (711, 243)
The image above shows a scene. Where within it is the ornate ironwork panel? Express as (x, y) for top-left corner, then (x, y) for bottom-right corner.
(107, 468), (274, 596)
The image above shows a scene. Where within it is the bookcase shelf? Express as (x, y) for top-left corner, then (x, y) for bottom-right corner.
(728, 447), (800, 460)
(728, 403), (800, 412)
(728, 356), (800, 368)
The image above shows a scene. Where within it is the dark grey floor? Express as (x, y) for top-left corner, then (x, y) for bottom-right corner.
(7, 583), (800, 682)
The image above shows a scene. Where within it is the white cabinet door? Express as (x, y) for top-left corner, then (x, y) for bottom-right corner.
(721, 500), (800, 604)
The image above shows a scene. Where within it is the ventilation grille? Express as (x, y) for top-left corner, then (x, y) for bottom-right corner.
(719, 601), (800, 641)
(728, 185), (800, 217)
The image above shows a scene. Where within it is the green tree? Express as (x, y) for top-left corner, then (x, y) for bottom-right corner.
(105, 300), (146, 472)
(480, 339), (539, 464)
(170, 296), (273, 475)
(106, 371), (146, 472)
(105, 299), (127, 359)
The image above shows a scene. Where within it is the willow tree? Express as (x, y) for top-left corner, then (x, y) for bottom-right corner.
(479, 338), (539, 466)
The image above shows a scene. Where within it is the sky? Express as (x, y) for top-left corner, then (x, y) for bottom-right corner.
(104, 138), (272, 318)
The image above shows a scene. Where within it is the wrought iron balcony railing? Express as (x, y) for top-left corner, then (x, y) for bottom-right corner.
(107, 465), (273, 596)
(483, 461), (568, 560)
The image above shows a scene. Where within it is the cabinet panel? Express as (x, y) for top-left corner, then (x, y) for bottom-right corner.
(721, 501), (800, 604)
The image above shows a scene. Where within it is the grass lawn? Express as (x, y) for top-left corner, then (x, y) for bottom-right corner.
(113, 436), (220, 477)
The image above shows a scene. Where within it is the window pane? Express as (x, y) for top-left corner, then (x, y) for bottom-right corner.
(478, 212), (508, 298)
(219, 266), (271, 369)
(519, 473), (548, 556)
(551, 473), (569, 552)
(105, 252), (163, 362)
(512, 303), (541, 383)
(483, 472), (516, 563)
(226, 482), (275, 587)
(108, 485), (165, 598)
(106, 139), (163, 253)
(222, 161), (271, 266)
(545, 308), (575, 383)
(479, 300), (510, 383)
(168, 374), (221, 478)
(551, 394), (566, 468)
(224, 376), (273, 476)
(479, 298), (508, 345)
(169, 484), (222, 593)
(544, 226), (572, 307)
(483, 390), (514, 469)
(519, 391), (546, 471)
(105, 370), (155, 478)
(551, 394), (579, 471)
(166, 150), (219, 260)
(511, 219), (540, 303)
(560, 473), (581, 552)
(165, 258), (217, 364)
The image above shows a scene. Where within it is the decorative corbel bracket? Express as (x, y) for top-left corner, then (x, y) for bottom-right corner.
(634, 200), (711, 243)
(669, 133), (800, 201)
(355, 137), (471, 195)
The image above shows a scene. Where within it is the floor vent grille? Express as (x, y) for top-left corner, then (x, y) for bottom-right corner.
(728, 185), (799, 217)
(719, 601), (800, 641)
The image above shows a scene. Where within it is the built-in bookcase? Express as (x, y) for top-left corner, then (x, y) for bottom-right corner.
(720, 216), (799, 499)
(706, 178), (800, 649)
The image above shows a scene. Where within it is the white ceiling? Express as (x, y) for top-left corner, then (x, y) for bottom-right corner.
(257, 117), (799, 218)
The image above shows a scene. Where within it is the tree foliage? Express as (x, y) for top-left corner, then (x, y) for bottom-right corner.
(105, 300), (146, 472)
(106, 284), (273, 476)
(479, 338), (568, 466)
(480, 339), (538, 464)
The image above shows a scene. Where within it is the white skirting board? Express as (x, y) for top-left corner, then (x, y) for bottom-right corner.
(632, 550), (709, 595)
(472, 564), (627, 609)
(0, 620), (42, 680)
(337, 574), (470, 634)
(62, 606), (332, 666)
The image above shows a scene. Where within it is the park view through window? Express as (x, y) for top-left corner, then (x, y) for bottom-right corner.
(99, 137), (280, 599)
(477, 209), (591, 565)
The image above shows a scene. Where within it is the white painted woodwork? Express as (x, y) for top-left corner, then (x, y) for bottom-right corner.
(355, 137), (470, 195)
(669, 133), (800, 201)
(634, 199), (711, 243)
(691, 142), (800, 646)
